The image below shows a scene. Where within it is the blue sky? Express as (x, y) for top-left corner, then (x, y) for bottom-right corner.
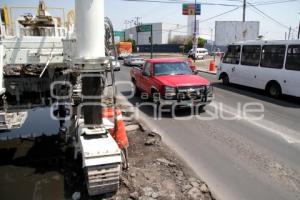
(1, 0), (300, 40)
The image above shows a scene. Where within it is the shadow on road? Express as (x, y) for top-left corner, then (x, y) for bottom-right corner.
(120, 91), (206, 119)
(212, 82), (300, 108)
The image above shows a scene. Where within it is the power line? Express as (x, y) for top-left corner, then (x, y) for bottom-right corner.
(251, 0), (298, 6)
(247, 2), (298, 32)
(122, 0), (240, 7)
(169, 6), (241, 32)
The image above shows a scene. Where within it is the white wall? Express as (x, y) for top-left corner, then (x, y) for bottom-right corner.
(124, 23), (182, 45)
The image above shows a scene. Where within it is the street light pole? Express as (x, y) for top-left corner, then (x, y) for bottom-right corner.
(243, 0), (246, 22)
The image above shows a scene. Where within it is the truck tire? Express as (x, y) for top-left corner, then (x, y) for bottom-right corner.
(222, 74), (230, 85)
(266, 81), (282, 98)
(133, 80), (140, 96)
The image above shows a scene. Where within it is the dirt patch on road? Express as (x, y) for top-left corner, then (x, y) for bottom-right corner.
(113, 120), (215, 200)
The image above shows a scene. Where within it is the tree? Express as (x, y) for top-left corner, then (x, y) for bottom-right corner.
(197, 37), (206, 48)
(126, 39), (136, 51)
(184, 37), (207, 52)
(169, 35), (190, 44)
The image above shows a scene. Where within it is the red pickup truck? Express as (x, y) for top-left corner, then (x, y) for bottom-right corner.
(130, 58), (213, 109)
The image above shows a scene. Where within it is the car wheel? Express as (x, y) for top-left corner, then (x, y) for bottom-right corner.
(266, 82), (281, 98)
(222, 74), (230, 85)
(132, 81), (140, 97)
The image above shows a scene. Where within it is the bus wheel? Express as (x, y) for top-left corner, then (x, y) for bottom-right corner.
(267, 82), (282, 98)
(222, 74), (230, 85)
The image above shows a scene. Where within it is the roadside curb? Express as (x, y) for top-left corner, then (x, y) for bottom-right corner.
(196, 69), (217, 75)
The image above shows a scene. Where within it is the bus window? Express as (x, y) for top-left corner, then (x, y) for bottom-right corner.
(223, 45), (241, 64)
(261, 45), (285, 69)
(241, 45), (261, 66)
(286, 45), (300, 71)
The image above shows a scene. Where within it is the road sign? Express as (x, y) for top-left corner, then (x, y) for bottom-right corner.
(137, 25), (152, 32)
(114, 31), (125, 42)
(182, 3), (201, 16)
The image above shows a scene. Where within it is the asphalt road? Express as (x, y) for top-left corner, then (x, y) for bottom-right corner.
(116, 64), (300, 200)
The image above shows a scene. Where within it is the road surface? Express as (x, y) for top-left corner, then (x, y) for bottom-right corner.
(116, 64), (300, 200)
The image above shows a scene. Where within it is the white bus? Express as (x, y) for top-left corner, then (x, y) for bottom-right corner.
(217, 40), (300, 98)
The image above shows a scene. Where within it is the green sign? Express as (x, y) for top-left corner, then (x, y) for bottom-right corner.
(137, 25), (152, 33)
(114, 31), (125, 41)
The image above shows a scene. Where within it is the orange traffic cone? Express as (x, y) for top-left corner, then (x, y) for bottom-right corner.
(102, 107), (129, 149)
(209, 60), (215, 72)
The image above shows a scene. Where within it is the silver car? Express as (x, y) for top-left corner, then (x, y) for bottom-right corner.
(108, 56), (121, 71)
(124, 55), (145, 66)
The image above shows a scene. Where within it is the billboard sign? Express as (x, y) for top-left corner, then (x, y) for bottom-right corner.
(182, 3), (201, 15)
(215, 21), (260, 46)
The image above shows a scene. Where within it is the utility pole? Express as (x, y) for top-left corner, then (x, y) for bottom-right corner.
(285, 32), (287, 40)
(243, 0), (246, 22)
(298, 13), (300, 39)
(210, 27), (214, 53)
(288, 26), (291, 40)
(124, 20), (129, 29)
(134, 17), (141, 45)
(150, 25), (153, 58)
(298, 22), (300, 40)
(193, 0), (198, 61)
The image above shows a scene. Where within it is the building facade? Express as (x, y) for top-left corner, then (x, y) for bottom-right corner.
(124, 23), (182, 45)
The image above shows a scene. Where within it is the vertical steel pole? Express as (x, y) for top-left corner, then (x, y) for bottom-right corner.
(194, 0), (197, 35)
(151, 25), (153, 58)
(285, 32), (287, 40)
(137, 26), (139, 46)
(243, 0), (246, 22)
(193, 0), (197, 61)
(298, 22), (300, 40)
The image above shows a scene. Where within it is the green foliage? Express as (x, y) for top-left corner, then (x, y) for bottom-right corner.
(197, 37), (206, 48)
(184, 37), (206, 52)
(126, 39), (136, 51)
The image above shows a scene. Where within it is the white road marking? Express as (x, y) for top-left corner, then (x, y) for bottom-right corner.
(208, 102), (300, 145)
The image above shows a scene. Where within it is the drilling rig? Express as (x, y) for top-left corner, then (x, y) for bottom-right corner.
(0, 0), (125, 196)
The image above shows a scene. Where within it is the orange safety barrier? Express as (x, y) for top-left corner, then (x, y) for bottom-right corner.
(209, 60), (216, 72)
(102, 107), (129, 149)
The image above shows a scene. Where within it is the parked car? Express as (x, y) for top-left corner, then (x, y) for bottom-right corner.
(109, 56), (121, 71)
(130, 58), (213, 110)
(124, 55), (145, 66)
(188, 48), (209, 60)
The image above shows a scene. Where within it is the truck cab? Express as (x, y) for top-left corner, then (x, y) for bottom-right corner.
(130, 58), (213, 110)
